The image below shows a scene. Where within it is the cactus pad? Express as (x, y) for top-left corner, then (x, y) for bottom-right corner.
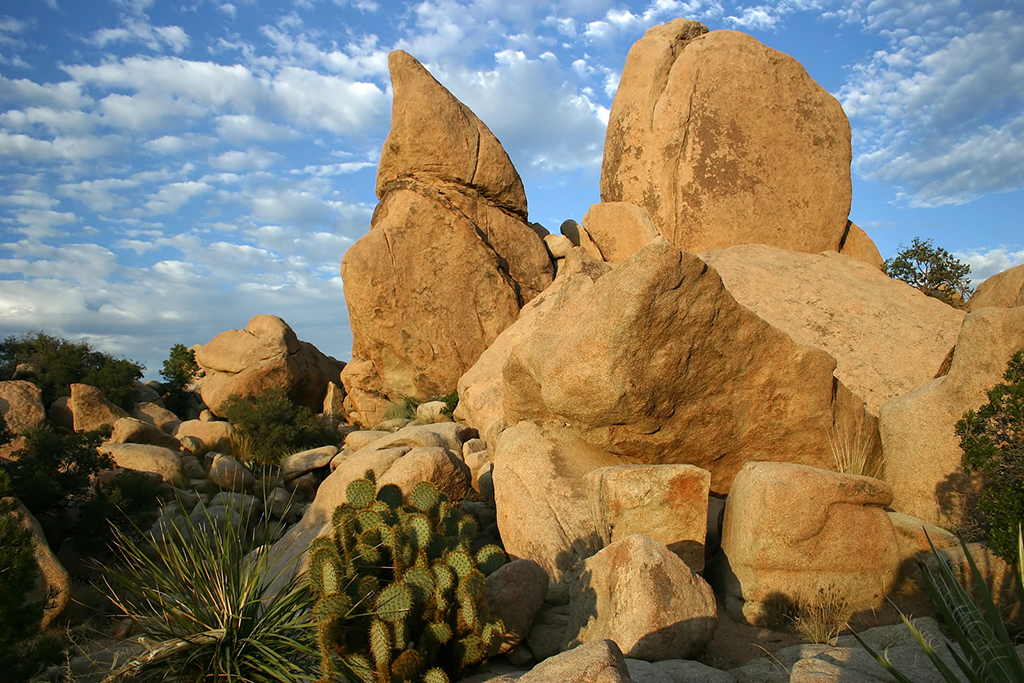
(376, 583), (413, 623)
(423, 668), (449, 683)
(445, 550), (474, 579)
(314, 593), (353, 622)
(346, 478), (376, 509)
(376, 483), (404, 509)
(411, 481), (439, 513)
(475, 545), (506, 577)
(369, 618), (392, 669)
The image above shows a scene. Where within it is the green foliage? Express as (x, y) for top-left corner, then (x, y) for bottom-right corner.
(884, 237), (974, 307)
(159, 343), (202, 417)
(311, 476), (506, 683)
(0, 331), (144, 410)
(0, 471), (49, 681)
(76, 469), (163, 552)
(99, 504), (319, 682)
(957, 350), (1024, 563)
(223, 389), (335, 467)
(440, 392), (458, 420)
(854, 529), (1024, 682)
(383, 397), (418, 423)
(6, 425), (113, 521)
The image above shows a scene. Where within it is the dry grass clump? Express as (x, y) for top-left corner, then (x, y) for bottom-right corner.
(792, 584), (851, 645)
(828, 420), (884, 480)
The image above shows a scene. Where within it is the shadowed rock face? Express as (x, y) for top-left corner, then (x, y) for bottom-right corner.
(601, 21), (852, 255)
(342, 51), (552, 417)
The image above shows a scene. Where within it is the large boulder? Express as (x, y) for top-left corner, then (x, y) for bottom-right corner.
(195, 315), (344, 417)
(98, 443), (183, 486)
(69, 383), (128, 432)
(455, 249), (611, 443)
(109, 417), (181, 450)
(499, 242), (871, 493)
(0, 380), (46, 457)
(579, 202), (662, 264)
(341, 50), (553, 412)
(601, 21), (852, 255)
(565, 534), (717, 661)
(969, 263), (1024, 310)
(484, 559), (549, 655)
(719, 462), (900, 625)
(492, 421), (620, 583)
(699, 244), (964, 416)
(516, 640), (634, 683)
(173, 419), (233, 454)
(838, 221), (884, 270)
(880, 306), (1024, 525)
(586, 464), (710, 574)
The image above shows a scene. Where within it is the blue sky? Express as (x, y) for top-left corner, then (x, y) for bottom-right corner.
(1, 0), (1022, 379)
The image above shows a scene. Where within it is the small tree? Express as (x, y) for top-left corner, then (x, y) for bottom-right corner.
(223, 389), (335, 466)
(956, 350), (1024, 562)
(159, 343), (203, 417)
(884, 237), (973, 307)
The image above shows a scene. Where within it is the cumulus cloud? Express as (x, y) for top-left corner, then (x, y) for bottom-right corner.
(958, 248), (1024, 285)
(91, 17), (191, 54)
(839, 3), (1024, 206)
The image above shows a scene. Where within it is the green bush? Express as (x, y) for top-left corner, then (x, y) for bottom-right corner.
(7, 425), (113, 521)
(159, 343), (202, 417)
(76, 469), (163, 553)
(223, 389), (335, 467)
(310, 476), (505, 683)
(0, 331), (144, 410)
(956, 349), (1024, 562)
(884, 237), (974, 307)
(100, 505), (319, 682)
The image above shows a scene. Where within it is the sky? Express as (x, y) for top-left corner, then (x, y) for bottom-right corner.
(0, 0), (1022, 379)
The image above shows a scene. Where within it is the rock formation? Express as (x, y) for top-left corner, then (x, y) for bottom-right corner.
(969, 263), (1024, 309)
(601, 20), (853, 255)
(194, 314), (344, 416)
(340, 50), (553, 425)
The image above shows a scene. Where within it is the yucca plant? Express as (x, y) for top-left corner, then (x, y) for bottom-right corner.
(98, 504), (320, 682)
(854, 528), (1024, 682)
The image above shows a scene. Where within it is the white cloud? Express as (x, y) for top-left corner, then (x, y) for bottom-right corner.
(957, 248), (1024, 285)
(0, 76), (89, 110)
(141, 181), (213, 215)
(209, 148), (283, 171)
(215, 114), (295, 143)
(91, 17), (191, 54)
(268, 66), (388, 133)
(839, 4), (1024, 206)
(145, 133), (218, 154)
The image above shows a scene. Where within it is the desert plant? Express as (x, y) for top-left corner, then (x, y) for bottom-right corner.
(884, 237), (973, 307)
(0, 331), (144, 410)
(310, 476), (506, 683)
(792, 584), (851, 644)
(222, 389), (335, 467)
(75, 469), (163, 552)
(99, 503), (319, 682)
(6, 425), (113, 521)
(159, 343), (203, 417)
(0, 471), (47, 678)
(828, 420), (883, 479)
(956, 350), (1024, 563)
(855, 529), (1024, 682)
(382, 397), (418, 423)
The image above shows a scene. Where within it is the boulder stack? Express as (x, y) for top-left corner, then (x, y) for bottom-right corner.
(340, 50), (553, 426)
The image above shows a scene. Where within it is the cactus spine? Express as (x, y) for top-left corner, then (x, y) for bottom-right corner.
(310, 476), (507, 683)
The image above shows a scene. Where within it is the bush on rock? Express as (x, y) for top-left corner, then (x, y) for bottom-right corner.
(223, 388), (335, 466)
(956, 349), (1024, 562)
(159, 343), (203, 417)
(884, 237), (973, 308)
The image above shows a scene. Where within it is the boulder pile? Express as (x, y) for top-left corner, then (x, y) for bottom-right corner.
(4, 15), (1023, 683)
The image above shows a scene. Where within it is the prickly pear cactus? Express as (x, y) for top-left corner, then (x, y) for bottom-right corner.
(310, 473), (506, 683)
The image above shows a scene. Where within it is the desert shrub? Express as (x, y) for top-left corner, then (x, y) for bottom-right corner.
(6, 425), (113, 521)
(223, 389), (335, 467)
(75, 469), (163, 552)
(0, 458), (48, 680)
(855, 530), (1024, 682)
(440, 391), (459, 420)
(828, 420), (883, 479)
(159, 343), (203, 417)
(310, 476), (506, 682)
(383, 396), (419, 422)
(0, 331), (144, 410)
(792, 584), (851, 644)
(956, 350), (1024, 563)
(884, 237), (973, 307)
(99, 505), (318, 682)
